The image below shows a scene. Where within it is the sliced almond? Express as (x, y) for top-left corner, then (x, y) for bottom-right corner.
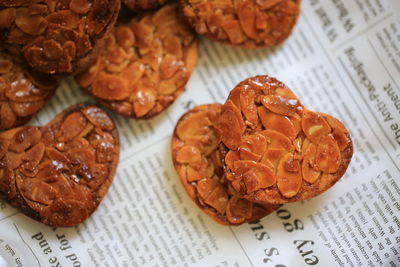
(204, 184), (228, 214)
(92, 74), (130, 101)
(259, 129), (292, 151)
(316, 135), (341, 173)
(133, 86), (157, 117)
(176, 145), (202, 169)
(234, 160), (275, 191)
(240, 86), (259, 127)
(301, 143), (321, 183)
(226, 196), (253, 224)
(225, 150), (240, 170)
(215, 100), (244, 150)
(240, 134), (267, 157)
(19, 178), (57, 205)
(176, 111), (210, 141)
(261, 95), (301, 116)
(15, 14), (44, 35)
(276, 153), (302, 198)
(258, 106), (296, 140)
(0, 8), (16, 28)
(59, 112), (87, 142)
(239, 148), (261, 162)
(197, 178), (218, 200)
(302, 111), (331, 143)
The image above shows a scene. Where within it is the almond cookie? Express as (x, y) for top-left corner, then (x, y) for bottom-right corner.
(180, 0), (301, 48)
(0, 0), (120, 74)
(0, 104), (119, 227)
(76, 3), (198, 119)
(214, 75), (353, 204)
(123, 0), (167, 11)
(172, 104), (279, 225)
(0, 50), (60, 131)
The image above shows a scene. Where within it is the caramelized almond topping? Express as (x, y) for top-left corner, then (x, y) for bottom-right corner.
(214, 100), (244, 150)
(176, 145), (202, 169)
(69, 0), (91, 14)
(219, 75), (352, 204)
(172, 104), (279, 225)
(233, 160), (275, 192)
(197, 178), (218, 200)
(75, 3), (198, 118)
(0, 8), (16, 28)
(301, 143), (321, 184)
(0, 104), (119, 227)
(258, 107), (297, 140)
(181, 0), (300, 48)
(226, 196), (253, 224)
(261, 95), (301, 116)
(1, 0), (120, 74)
(239, 87), (258, 127)
(316, 135), (341, 173)
(277, 153), (302, 198)
(302, 111), (331, 143)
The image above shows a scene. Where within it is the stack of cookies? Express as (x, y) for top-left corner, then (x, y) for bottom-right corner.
(0, 0), (349, 228)
(171, 75), (353, 225)
(0, 0), (123, 227)
(0, 0), (302, 130)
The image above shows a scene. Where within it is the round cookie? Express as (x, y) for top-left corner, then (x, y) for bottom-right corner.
(172, 104), (279, 225)
(0, 0), (120, 74)
(180, 0), (301, 48)
(123, 0), (167, 11)
(0, 50), (60, 131)
(0, 104), (119, 227)
(214, 75), (353, 204)
(76, 3), (198, 119)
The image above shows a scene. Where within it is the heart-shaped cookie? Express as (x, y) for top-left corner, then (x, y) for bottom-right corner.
(0, 49), (60, 130)
(76, 3), (198, 118)
(214, 75), (353, 204)
(180, 0), (301, 48)
(0, 0), (120, 74)
(172, 104), (279, 225)
(0, 104), (119, 227)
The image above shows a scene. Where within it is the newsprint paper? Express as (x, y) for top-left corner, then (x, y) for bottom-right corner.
(1, 0), (400, 266)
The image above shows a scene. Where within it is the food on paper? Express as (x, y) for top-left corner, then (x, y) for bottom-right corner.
(180, 0), (301, 48)
(76, 3), (198, 119)
(0, 0), (120, 74)
(0, 104), (119, 227)
(214, 75), (353, 204)
(77, 3), (198, 119)
(172, 104), (279, 225)
(0, 50), (59, 130)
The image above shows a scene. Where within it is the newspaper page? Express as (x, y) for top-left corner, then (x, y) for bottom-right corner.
(1, 0), (399, 266)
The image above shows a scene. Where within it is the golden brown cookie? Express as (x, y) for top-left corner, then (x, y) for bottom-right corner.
(0, 50), (60, 131)
(0, 104), (119, 227)
(180, 0), (301, 48)
(123, 0), (167, 11)
(172, 104), (279, 225)
(214, 75), (353, 204)
(0, 0), (120, 74)
(76, 3), (198, 119)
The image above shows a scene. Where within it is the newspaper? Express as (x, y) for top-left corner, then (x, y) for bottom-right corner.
(1, 0), (399, 266)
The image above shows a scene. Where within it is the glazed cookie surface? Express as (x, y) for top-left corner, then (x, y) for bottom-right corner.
(76, 3), (198, 119)
(214, 75), (353, 204)
(0, 0), (121, 74)
(0, 104), (119, 227)
(172, 104), (279, 225)
(180, 0), (301, 48)
(0, 50), (60, 130)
